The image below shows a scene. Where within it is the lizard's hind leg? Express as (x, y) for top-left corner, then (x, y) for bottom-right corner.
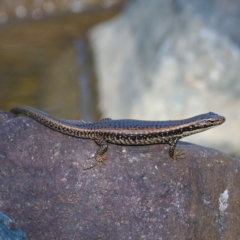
(83, 136), (108, 171)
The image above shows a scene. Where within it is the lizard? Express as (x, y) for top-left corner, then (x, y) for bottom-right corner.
(10, 106), (225, 170)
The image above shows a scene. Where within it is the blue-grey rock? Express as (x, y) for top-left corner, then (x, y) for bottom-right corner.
(0, 211), (28, 240)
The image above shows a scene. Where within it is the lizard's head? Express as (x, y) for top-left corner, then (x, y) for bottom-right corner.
(194, 112), (225, 129)
(179, 112), (225, 137)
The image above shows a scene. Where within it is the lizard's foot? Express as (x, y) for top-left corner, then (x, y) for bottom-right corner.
(172, 149), (185, 160)
(83, 155), (107, 171)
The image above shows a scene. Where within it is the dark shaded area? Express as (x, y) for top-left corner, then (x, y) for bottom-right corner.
(0, 111), (240, 239)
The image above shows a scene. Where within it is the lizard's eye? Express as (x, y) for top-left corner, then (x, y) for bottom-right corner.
(208, 120), (215, 124)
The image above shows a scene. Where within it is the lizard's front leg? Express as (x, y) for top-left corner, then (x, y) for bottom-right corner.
(84, 135), (108, 171)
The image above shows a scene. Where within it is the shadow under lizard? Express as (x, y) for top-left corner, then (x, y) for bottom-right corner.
(10, 106), (225, 170)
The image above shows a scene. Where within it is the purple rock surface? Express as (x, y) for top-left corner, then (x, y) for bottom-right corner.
(0, 111), (240, 239)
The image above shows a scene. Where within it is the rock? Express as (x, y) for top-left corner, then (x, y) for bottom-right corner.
(0, 110), (240, 239)
(89, 0), (240, 155)
(0, 0), (125, 24)
(0, 211), (28, 240)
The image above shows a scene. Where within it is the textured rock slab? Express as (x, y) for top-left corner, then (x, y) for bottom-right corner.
(0, 211), (28, 240)
(0, 111), (240, 239)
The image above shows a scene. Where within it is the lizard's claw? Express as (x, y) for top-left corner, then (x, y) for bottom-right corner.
(173, 149), (185, 160)
(83, 155), (107, 171)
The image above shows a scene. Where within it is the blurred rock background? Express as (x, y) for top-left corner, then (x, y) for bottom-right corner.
(0, 0), (126, 121)
(90, 0), (240, 156)
(0, 0), (123, 23)
(0, 0), (239, 155)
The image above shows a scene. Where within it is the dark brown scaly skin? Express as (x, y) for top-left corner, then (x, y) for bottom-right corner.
(10, 106), (226, 170)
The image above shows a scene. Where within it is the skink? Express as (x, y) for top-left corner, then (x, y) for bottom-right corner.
(10, 106), (225, 170)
